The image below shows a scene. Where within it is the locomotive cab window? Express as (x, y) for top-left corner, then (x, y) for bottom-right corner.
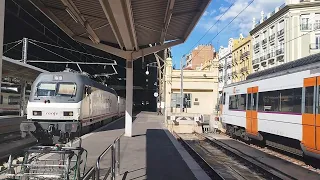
(36, 82), (77, 97)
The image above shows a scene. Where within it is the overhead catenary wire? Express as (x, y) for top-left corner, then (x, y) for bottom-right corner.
(188, 0), (255, 64)
(28, 39), (115, 63)
(185, 1), (236, 54)
(3, 41), (22, 54)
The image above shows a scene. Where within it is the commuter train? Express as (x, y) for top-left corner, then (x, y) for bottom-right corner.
(0, 88), (29, 115)
(220, 53), (320, 159)
(20, 71), (125, 144)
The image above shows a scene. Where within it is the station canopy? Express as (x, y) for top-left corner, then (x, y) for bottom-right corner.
(29, 0), (211, 59)
(2, 56), (48, 82)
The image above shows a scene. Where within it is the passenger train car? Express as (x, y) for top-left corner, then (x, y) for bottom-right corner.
(221, 53), (320, 159)
(20, 71), (125, 143)
(0, 88), (29, 115)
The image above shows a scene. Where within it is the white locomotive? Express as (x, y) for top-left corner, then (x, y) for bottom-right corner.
(221, 53), (320, 159)
(20, 71), (125, 144)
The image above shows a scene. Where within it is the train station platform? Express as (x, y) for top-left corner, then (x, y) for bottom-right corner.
(73, 111), (209, 180)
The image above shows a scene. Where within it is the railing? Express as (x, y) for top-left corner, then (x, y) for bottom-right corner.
(314, 23), (320, 31)
(269, 33), (275, 41)
(240, 51), (250, 59)
(252, 58), (259, 65)
(262, 38), (267, 45)
(276, 48), (284, 55)
(83, 133), (124, 180)
(310, 43), (320, 50)
(277, 29), (284, 37)
(300, 23), (312, 31)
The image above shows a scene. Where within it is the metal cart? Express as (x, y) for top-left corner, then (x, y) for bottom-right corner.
(4, 139), (88, 180)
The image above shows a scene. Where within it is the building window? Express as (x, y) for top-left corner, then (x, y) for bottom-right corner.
(300, 14), (311, 30)
(171, 93), (192, 108)
(278, 20), (284, 30)
(315, 34), (320, 49)
(0, 95), (2, 104)
(8, 96), (20, 105)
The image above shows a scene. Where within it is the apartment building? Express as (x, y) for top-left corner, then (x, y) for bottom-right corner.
(185, 44), (215, 70)
(218, 38), (233, 94)
(232, 34), (252, 83)
(250, 0), (320, 72)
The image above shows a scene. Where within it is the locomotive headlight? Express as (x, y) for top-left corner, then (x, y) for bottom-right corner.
(33, 111), (42, 116)
(63, 111), (73, 116)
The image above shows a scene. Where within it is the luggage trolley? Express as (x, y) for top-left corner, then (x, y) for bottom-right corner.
(4, 139), (88, 180)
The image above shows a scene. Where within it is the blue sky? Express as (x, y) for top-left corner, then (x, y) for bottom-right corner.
(171, 0), (285, 68)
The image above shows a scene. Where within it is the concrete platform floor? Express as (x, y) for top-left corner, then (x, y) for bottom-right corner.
(74, 111), (209, 180)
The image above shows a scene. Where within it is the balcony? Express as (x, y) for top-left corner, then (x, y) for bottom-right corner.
(268, 52), (275, 59)
(310, 43), (320, 55)
(314, 23), (320, 31)
(276, 48), (284, 56)
(240, 67), (248, 74)
(262, 38), (267, 45)
(232, 71), (238, 77)
(269, 33), (275, 44)
(277, 55), (284, 62)
(277, 29), (284, 39)
(260, 56), (264, 62)
(252, 58), (260, 65)
(240, 51), (250, 59)
(300, 23), (312, 31)
(254, 43), (260, 49)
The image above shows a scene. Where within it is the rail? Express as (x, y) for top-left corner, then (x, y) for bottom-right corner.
(83, 133), (124, 180)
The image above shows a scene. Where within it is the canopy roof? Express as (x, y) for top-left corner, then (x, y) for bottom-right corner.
(29, 0), (210, 59)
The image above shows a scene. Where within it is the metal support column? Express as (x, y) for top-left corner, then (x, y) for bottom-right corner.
(20, 38), (28, 116)
(125, 60), (133, 137)
(180, 57), (184, 113)
(0, 1), (5, 94)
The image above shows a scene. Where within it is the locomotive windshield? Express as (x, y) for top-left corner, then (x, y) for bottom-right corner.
(36, 82), (77, 97)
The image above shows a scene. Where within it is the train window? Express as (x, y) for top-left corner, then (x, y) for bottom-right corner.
(228, 94), (246, 110)
(258, 88), (302, 113)
(252, 93), (257, 110)
(239, 94), (246, 110)
(57, 83), (77, 97)
(0, 95), (2, 104)
(247, 94), (252, 110)
(36, 83), (56, 96)
(8, 96), (20, 105)
(229, 95), (238, 110)
(305, 86), (314, 114)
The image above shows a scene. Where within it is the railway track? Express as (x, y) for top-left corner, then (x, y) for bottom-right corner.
(175, 132), (301, 180)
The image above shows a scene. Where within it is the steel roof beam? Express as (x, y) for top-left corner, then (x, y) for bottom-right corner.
(160, 0), (175, 44)
(183, 0), (211, 41)
(74, 36), (129, 59)
(29, 0), (75, 37)
(99, 0), (138, 51)
(132, 39), (182, 59)
(60, 0), (100, 44)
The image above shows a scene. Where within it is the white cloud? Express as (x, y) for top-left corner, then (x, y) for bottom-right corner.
(217, 0), (284, 34)
(199, 0), (285, 36)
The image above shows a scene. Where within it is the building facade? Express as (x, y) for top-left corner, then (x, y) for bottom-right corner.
(185, 44), (215, 70)
(218, 38), (233, 95)
(164, 58), (219, 116)
(232, 34), (252, 83)
(250, 0), (320, 72)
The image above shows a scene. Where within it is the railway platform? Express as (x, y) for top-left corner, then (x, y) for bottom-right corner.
(66, 111), (209, 180)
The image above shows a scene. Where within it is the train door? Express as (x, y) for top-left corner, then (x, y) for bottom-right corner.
(302, 77), (320, 151)
(246, 86), (258, 135)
